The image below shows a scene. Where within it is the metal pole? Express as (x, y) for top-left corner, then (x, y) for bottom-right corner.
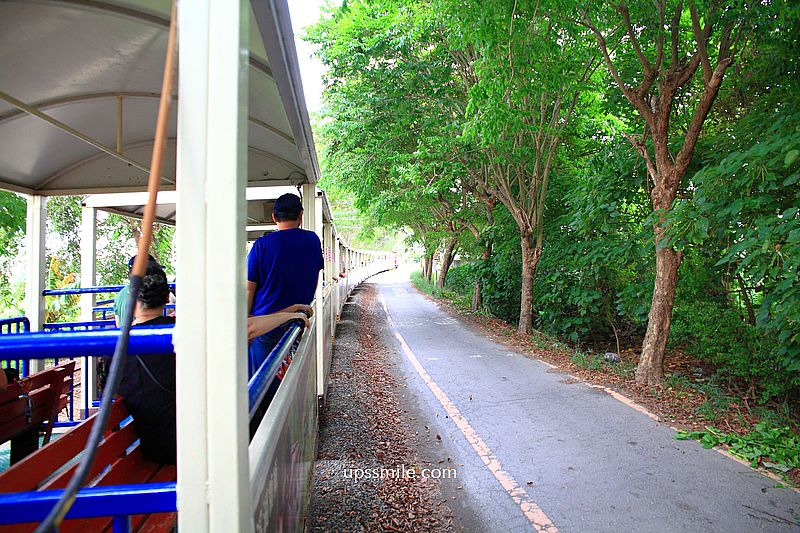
(80, 207), (98, 416)
(25, 195), (46, 373)
(314, 190), (325, 400)
(116, 96), (124, 153)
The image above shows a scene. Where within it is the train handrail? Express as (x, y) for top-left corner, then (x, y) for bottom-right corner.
(0, 482), (176, 524)
(43, 320), (117, 331)
(248, 321), (304, 419)
(43, 284), (175, 296)
(0, 316), (30, 333)
(0, 327), (174, 359)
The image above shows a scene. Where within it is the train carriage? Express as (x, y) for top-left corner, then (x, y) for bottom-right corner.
(0, 1), (393, 531)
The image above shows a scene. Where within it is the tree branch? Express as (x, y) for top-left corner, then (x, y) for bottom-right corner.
(583, 14), (654, 124)
(673, 57), (732, 180)
(622, 131), (658, 187)
(690, 5), (713, 85)
(670, 1), (682, 69)
(614, 1), (652, 74)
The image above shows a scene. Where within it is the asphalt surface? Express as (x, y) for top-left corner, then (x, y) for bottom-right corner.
(374, 267), (800, 533)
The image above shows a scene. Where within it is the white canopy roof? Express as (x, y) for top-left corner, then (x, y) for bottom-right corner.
(0, 0), (320, 195)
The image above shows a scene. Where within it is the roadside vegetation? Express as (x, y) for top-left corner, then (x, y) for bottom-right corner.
(309, 0), (800, 471)
(0, 192), (175, 320)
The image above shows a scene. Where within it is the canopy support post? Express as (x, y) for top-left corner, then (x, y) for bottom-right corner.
(176, 0), (250, 531)
(80, 206), (98, 416)
(25, 194), (46, 373)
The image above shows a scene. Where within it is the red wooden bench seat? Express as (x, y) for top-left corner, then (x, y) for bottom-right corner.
(0, 400), (177, 532)
(0, 362), (74, 464)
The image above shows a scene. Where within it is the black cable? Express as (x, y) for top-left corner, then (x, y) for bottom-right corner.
(35, 275), (142, 532)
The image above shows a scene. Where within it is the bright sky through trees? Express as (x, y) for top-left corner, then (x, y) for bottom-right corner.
(288, 0), (330, 113)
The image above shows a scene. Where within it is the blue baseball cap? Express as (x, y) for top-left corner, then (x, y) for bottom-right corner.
(273, 193), (302, 216)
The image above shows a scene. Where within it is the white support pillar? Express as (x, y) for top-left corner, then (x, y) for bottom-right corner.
(80, 206), (98, 415)
(313, 190), (325, 399)
(333, 237), (340, 319)
(25, 195), (46, 373)
(323, 222), (333, 285)
(175, 1), (250, 531)
(301, 183), (315, 232)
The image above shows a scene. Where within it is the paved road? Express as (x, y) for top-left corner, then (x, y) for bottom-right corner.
(373, 267), (800, 533)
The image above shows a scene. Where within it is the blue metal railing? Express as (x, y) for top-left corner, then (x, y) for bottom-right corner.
(93, 307), (115, 320)
(43, 284), (175, 297)
(43, 285), (126, 296)
(0, 316), (31, 377)
(0, 327), (175, 360)
(0, 483), (177, 530)
(44, 321), (117, 332)
(248, 321), (304, 419)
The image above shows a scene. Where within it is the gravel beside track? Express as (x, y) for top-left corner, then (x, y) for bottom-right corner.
(308, 283), (456, 532)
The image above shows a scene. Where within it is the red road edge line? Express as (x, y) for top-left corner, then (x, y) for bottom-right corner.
(380, 295), (558, 533)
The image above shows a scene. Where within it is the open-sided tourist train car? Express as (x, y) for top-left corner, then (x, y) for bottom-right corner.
(0, 1), (394, 530)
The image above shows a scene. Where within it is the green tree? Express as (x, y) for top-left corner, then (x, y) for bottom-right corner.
(442, 0), (599, 332)
(580, 1), (753, 385)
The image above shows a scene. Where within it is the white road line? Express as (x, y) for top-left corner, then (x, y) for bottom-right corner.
(379, 291), (558, 533)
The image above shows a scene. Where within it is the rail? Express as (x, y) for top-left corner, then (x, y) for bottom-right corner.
(0, 483), (177, 528)
(0, 316), (31, 377)
(42, 284), (175, 296)
(0, 327), (174, 360)
(248, 321), (304, 420)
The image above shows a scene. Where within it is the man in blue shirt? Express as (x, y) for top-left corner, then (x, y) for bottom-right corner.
(247, 193), (323, 375)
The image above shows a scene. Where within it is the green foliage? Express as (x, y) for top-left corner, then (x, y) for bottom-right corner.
(473, 211), (522, 324)
(411, 270), (445, 299)
(0, 191), (25, 235)
(0, 192), (27, 316)
(667, 104), (800, 397)
(46, 196), (81, 276)
(571, 351), (605, 371)
(44, 257), (80, 323)
(670, 301), (784, 399)
(676, 423), (800, 473)
(441, 262), (473, 296)
(308, 0), (800, 402)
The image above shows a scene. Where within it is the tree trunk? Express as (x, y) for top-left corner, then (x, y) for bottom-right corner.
(471, 244), (492, 311)
(424, 255), (433, 282)
(436, 236), (458, 289)
(636, 236), (682, 386)
(518, 236), (541, 334)
(736, 273), (756, 325)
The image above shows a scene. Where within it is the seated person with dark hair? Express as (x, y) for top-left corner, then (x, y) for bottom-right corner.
(118, 265), (310, 464)
(118, 264), (177, 464)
